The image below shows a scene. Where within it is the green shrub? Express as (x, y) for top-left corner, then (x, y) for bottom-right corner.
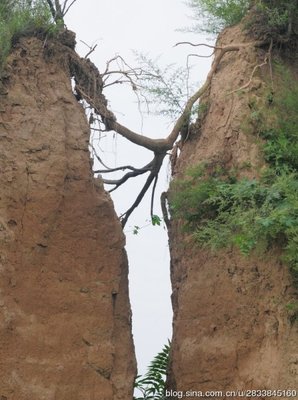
(185, 0), (250, 33)
(184, 0), (298, 41)
(0, 0), (56, 71)
(134, 342), (170, 400)
(170, 65), (298, 282)
(171, 166), (298, 275)
(253, 0), (298, 40)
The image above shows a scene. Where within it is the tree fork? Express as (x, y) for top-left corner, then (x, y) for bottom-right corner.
(56, 33), (267, 225)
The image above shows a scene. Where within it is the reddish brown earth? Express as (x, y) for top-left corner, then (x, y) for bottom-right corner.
(0, 37), (136, 400)
(167, 25), (298, 398)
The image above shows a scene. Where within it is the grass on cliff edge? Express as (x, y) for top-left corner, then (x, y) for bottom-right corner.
(169, 63), (298, 283)
(186, 0), (298, 40)
(0, 0), (57, 71)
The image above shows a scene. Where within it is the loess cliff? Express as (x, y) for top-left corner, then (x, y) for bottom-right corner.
(1, 12), (297, 400)
(0, 37), (136, 399)
(167, 24), (298, 396)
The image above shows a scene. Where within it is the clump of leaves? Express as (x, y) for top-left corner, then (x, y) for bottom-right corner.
(183, 0), (298, 44)
(134, 341), (170, 400)
(252, 0), (298, 42)
(184, 0), (249, 33)
(151, 215), (162, 226)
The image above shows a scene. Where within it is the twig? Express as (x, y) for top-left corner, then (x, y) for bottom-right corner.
(174, 41), (222, 50)
(62, 0), (78, 16)
(228, 41), (273, 95)
(85, 44), (97, 59)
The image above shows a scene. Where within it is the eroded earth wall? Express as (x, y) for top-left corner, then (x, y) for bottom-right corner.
(0, 37), (136, 400)
(168, 25), (297, 397)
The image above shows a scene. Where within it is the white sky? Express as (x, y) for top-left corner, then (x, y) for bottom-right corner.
(65, 0), (212, 376)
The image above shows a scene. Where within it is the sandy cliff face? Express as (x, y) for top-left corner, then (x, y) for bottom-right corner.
(168, 25), (297, 396)
(0, 37), (136, 400)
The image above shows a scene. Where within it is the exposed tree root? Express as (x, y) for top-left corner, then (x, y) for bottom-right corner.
(52, 33), (268, 226)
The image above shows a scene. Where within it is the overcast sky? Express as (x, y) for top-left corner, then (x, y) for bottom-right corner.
(65, 0), (212, 376)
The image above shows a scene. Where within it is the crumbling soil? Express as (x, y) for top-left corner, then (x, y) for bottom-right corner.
(168, 24), (298, 397)
(0, 37), (136, 400)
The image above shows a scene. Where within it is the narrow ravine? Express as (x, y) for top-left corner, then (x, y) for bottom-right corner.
(64, 0), (212, 376)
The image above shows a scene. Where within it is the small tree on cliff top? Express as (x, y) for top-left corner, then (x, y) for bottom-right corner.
(2, 0), (297, 227)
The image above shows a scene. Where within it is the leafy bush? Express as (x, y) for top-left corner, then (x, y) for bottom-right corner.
(0, 0), (56, 71)
(171, 168), (298, 275)
(134, 342), (170, 400)
(185, 0), (249, 33)
(184, 0), (298, 41)
(170, 65), (298, 282)
(253, 0), (298, 40)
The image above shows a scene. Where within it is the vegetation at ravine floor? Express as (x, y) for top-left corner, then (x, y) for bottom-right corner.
(170, 62), (298, 284)
(134, 341), (170, 400)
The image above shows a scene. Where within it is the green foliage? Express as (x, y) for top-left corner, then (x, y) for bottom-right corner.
(151, 215), (162, 226)
(253, 0), (298, 40)
(0, 0), (56, 71)
(134, 342), (170, 400)
(134, 52), (194, 120)
(170, 66), (298, 282)
(184, 0), (298, 41)
(184, 0), (250, 33)
(171, 165), (298, 278)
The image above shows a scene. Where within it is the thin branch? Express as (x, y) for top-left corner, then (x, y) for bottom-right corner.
(103, 78), (138, 89)
(85, 44), (97, 59)
(119, 153), (165, 227)
(150, 175), (158, 217)
(90, 144), (112, 170)
(62, 0), (78, 16)
(104, 160), (153, 192)
(105, 168), (150, 193)
(174, 42), (222, 50)
(187, 52), (215, 59)
(160, 192), (170, 229)
(94, 165), (143, 174)
(120, 172), (156, 227)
